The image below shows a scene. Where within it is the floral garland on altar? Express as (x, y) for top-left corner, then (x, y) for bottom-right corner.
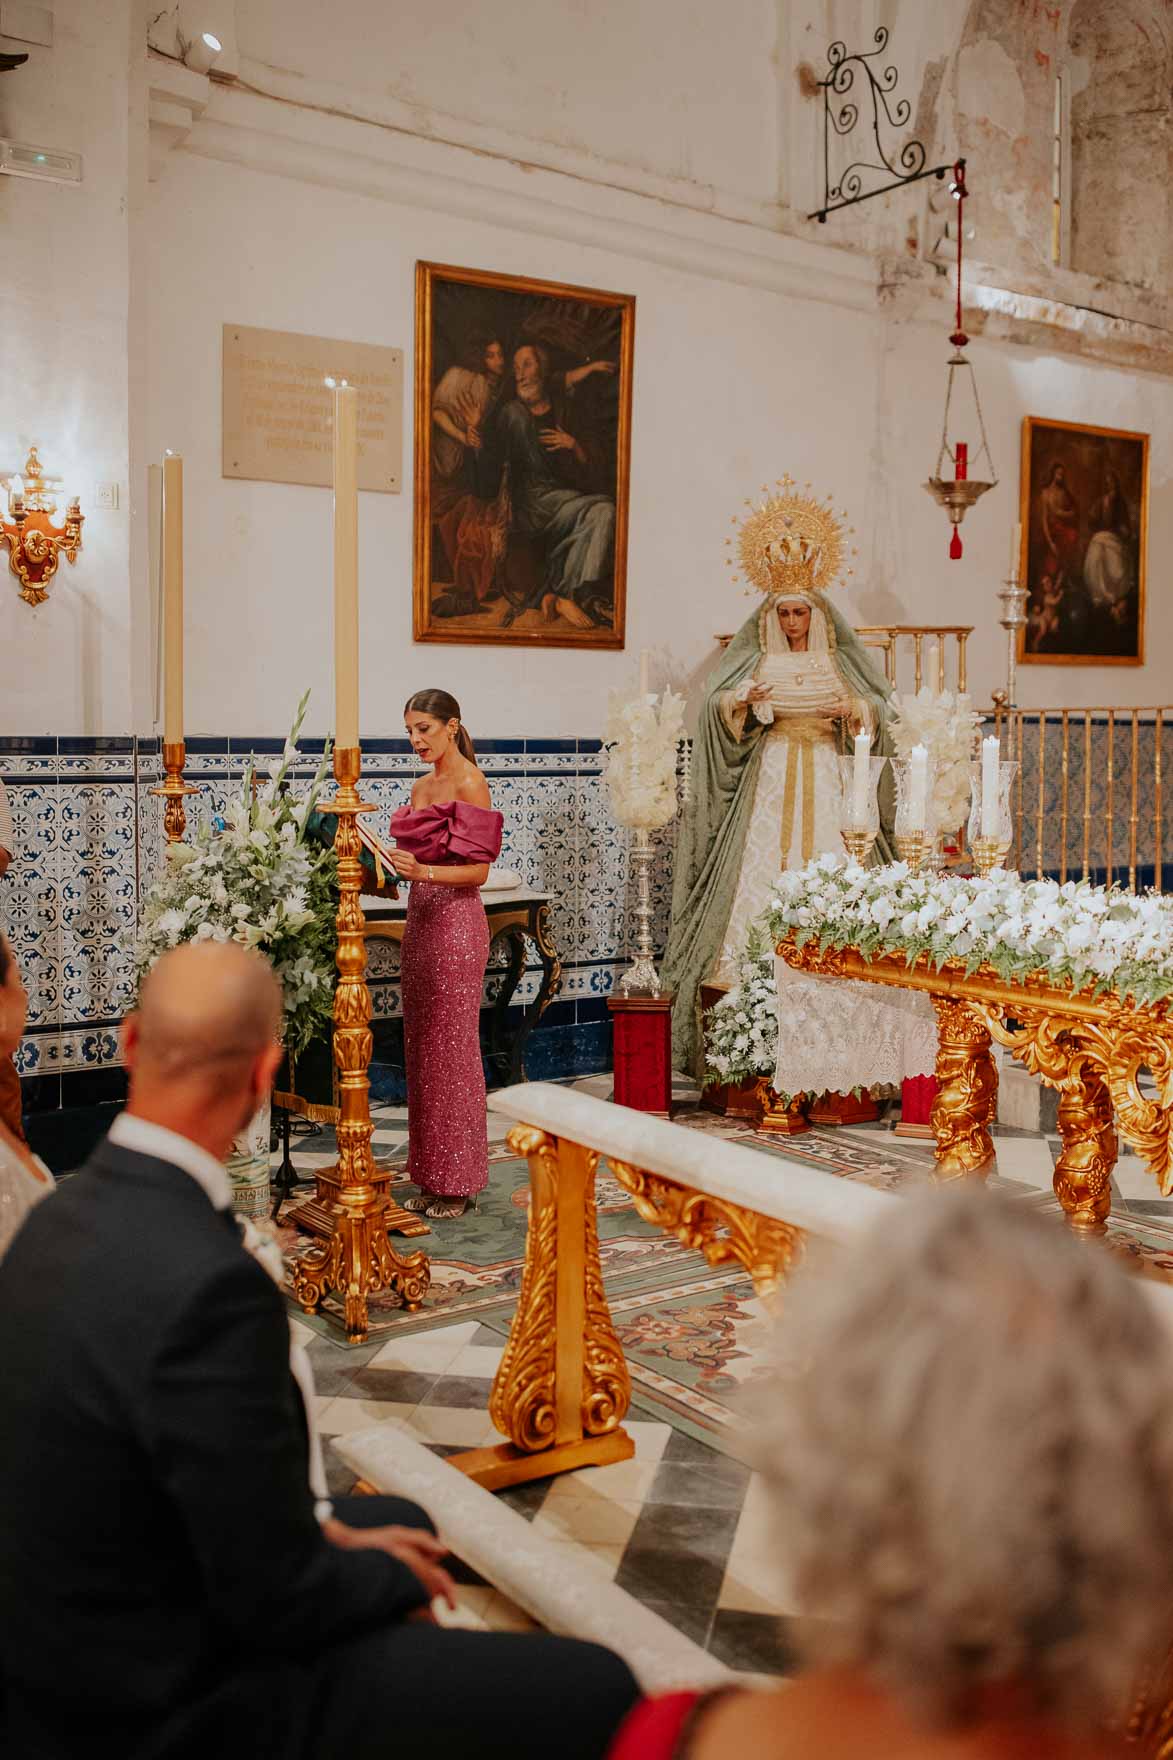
(767, 853), (1173, 1009)
(702, 928), (779, 1088)
(136, 692), (338, 1059)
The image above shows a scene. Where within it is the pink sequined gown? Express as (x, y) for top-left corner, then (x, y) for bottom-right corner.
(391, 801), (504, 1200)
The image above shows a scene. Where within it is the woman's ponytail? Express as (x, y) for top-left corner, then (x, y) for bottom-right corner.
(456, 723), (476, 763)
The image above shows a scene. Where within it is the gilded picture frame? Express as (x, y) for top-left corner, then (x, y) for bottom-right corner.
(1018, 415), (1148, 667)
(413, 260), (634, 649)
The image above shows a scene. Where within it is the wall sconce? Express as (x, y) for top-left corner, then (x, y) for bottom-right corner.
(2, 447), (84, 606)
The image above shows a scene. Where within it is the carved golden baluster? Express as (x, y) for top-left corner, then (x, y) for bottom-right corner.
(451, 1124), (633, 1491)
(609, 1159), (804, 1300)
(1053, 1065), (1117, 1236)
(929, 996), (997, 1177)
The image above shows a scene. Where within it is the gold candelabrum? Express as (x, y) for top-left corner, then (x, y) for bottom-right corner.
(150, 740), (200, 843)
(291, 745), (430, 1342)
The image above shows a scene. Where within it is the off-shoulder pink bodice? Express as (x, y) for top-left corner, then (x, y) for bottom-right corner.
(390, 800), (503, 866)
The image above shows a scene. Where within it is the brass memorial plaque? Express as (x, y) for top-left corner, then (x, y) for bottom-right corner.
(222, 323), (403, 492)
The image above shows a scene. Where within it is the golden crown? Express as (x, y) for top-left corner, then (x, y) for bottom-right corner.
(724, 476), (855, 597)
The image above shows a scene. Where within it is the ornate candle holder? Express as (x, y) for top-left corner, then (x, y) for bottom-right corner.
(993, 564), (1028, 711)
(618, 828), (662, 996)
(149, 740), (200, 843)
(894, 829), (931, 874)
(971, 835), (1011, 877)
(967, 760), (1019, 876)
(290, 744), (430, 1342)
(836, 752), (887, 866)
(891, 752), (938, 873)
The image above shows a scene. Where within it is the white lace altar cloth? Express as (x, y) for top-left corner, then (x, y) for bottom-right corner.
(773, 956), (938, 1098)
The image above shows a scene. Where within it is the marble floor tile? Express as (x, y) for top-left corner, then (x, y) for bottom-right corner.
(368, 1320), (483, 1374)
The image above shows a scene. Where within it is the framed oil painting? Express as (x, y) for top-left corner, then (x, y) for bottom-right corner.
(413, 261), (634, 649)
(1018, 416), (1148, 666)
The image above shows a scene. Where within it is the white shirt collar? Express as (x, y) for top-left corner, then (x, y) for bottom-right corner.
(107, 1113), (233, 1212)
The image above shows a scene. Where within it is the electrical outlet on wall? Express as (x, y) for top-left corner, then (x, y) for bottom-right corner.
(94, 482), (118, 510)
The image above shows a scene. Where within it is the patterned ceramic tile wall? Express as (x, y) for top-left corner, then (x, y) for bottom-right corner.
(0, 735), (675, 1103)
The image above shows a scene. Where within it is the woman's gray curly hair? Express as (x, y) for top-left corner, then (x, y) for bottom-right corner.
(762, 1187), (1173, 1727)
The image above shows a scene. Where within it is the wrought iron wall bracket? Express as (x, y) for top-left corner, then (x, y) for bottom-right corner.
(808, 28), (956, 223)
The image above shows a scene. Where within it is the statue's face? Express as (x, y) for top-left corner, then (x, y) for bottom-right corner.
(777, 602), (811, 650)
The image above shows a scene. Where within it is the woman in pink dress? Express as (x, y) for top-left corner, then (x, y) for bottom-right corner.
(388, 690), (503, 1220)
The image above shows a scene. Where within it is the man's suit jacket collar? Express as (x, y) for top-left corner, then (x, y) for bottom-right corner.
(107, 1113), (233, 1211)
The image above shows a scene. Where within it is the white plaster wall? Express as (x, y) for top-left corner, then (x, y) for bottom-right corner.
(235, 0), (783, 210)
(0, 0), (138, 735)
(869, 312), (1173, 709)
(141, 147), (883, 740)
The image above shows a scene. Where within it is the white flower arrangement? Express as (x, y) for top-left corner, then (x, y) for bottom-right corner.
(888, 687), (980, 838)
(703, 926), (779, 1088)
(136, 692), (338, 1059)
(603, 687), (687, 830)
(767, 853), (1173, 1009)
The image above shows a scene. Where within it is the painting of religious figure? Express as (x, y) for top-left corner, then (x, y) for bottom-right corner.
(1019, 416), (1148, 666)
(413, 261), (634, 648)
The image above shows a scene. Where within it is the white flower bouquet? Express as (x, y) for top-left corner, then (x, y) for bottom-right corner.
(136, 692), (338, 1059)
(603, 687), (687, 830)
(888, 687), (980, 839)
(703, 926), (779, 1088)
(767, 852), (1173, 1009)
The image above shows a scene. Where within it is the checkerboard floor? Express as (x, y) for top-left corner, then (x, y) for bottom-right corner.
(280, 1074), (1173, 1672)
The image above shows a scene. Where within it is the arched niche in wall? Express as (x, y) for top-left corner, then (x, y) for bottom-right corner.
(1067, 0), (1170, 290)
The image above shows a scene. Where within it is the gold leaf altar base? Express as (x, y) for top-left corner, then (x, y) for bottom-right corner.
(778, 934), (1173, 1235)
(290, 745), (430, 1341)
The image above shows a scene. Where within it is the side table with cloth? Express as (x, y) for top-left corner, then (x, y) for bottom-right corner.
(773, 958), (938, 1101)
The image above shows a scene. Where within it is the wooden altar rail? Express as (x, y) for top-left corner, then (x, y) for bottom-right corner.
(447, 1083), (890, 1492)
(991, 705), (1173, 894)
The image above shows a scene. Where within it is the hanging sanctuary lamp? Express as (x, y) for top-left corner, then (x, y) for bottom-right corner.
(923, 161), (996, 559)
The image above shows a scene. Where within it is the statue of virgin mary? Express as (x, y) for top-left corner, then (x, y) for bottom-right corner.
(662, 483), (895, 1072)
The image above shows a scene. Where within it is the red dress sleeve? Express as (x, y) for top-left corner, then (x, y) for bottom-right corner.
(606, 1693), (703, 1760)
(389, 801), (504, 865)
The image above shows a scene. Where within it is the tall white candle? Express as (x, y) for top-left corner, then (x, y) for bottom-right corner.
(639, 649), (650, 696)
(909, 743), (928, 831)
(161, 453), (183, 745)
(1010, 522), (1022, 580)
(332, 382), (359, 750)
(981, 735), (1000, 839)
(851, 729), (870, 828)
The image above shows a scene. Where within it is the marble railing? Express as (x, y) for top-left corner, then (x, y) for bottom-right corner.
(445, 1082), (891, 1493)
(0, 735), (674, 1112)
(448, 1082), (1173, 1496)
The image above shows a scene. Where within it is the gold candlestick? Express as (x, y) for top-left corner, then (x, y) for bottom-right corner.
(971, 835), (1010, 877)
(150, 739), (199, 843)
(291, 745), (430, 1342)
(840, 826), (873, 864)
(894, 829), (930, 874)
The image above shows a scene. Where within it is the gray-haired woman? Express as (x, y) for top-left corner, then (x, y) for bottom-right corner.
(608, 1187), (1173, 1760)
